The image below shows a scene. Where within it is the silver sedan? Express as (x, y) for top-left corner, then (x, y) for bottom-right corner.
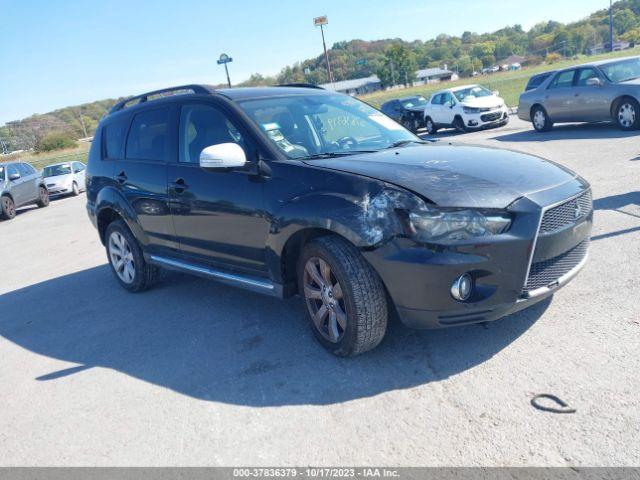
(518, 56), (640, 132)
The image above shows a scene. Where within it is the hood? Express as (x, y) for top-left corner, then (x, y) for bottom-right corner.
(405, 105), (426, 113)
(303, 144), (580, 209)
(459, 95), (503, 108)
(44, 173), (72, 184)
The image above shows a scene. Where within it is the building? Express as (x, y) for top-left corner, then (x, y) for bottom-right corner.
(501, 55), (526, 66)
(414, 68), (457, 85)
(319, 75), (382, 95)
(588, 41), (633, 55)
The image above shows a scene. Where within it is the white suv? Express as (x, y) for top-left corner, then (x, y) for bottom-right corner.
(423, 85), (509, 134)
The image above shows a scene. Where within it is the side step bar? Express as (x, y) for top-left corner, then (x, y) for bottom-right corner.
(149, 255), (281, 297)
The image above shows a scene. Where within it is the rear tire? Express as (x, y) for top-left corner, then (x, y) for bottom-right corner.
(36, 186), (49, 208)
(105, 220), (160, 293)
(297, 235), (388, 357)
(614, 97), (640, 130)
(531, 106), (553, 132)
(0, 195), (16, 220)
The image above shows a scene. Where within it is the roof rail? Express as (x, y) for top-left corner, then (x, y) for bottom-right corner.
(276, 83), (324, 90)
(110, 84), (213, 113)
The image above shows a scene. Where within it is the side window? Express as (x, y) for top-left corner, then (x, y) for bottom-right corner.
(72, 162), (85, 173)
(549, 70), (576, 89)
(126, 108), (170, 162)
(20, 163), (36, 175)
(576, 68), (600, 87)
(103, 117), (129, 160)
(8, 165), (19, 179)
(442, 93), (455, 106)
(16, 163), (32, 176)
(179, 104), (247, 164)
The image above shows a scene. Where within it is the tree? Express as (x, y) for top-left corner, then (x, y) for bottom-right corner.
(35, 132), (78, 152)
(375, 44), (417, 87)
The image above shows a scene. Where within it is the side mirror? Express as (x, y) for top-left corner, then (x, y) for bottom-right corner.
(8, 173), (20, 181)
(199, 143), (247, 171)
(586, 77), (603, 87)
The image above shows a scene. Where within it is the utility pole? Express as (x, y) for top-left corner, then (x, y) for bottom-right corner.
(217, 53), (233, 88)
(610, 0), (614, 52)
(77, 108), (88, 138)
(314, 16), (334, 84)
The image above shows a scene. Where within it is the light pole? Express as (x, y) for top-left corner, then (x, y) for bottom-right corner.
(314, 15), (334, 84)
(217, 53), (233, 88)
(609, 0), (614, 52)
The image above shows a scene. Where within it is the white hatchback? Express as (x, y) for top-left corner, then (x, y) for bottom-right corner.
(423, 85), (509, 134)
(42, 161), (87, 197)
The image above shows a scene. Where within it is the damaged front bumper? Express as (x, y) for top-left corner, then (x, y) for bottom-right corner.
(362, 194), (592, 329)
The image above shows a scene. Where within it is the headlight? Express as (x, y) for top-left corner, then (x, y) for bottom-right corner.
(463, 106), (480, 114)
(404, 208), (512, 244)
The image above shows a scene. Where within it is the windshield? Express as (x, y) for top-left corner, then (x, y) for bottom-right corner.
(401, 96), (428, 108)
(600, 58), (640, 83)
(237, 93), (419, 159)
(43, 164), (72, 177)
(452, 85), (493, 102)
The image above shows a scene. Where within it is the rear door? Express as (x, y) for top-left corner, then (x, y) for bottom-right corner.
(544, 69), (578, 122)
(18, 163), (40, 203)
(573, 67), (612, 121)
(116, 105), (179, 254)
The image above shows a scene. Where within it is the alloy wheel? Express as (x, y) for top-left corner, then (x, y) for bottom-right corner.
(40, 187), (49, 205)
(2, 197), (15, 218)
(533, 110), (546, 130)
(108, 231), (136, 284)
(426, 119), (434, 134)
(303, 257), (347, 343)
(618, 103), (636, 128)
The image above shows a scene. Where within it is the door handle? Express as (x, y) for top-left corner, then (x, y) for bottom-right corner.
(170, 178), (189, 193)
(115, 171), (127, 184)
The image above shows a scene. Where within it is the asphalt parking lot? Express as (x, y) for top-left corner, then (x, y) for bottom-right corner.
(0, 116), (638, 466)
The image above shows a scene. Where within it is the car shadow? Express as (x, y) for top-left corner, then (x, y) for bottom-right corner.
(491, 122), (639, 142)
(0, 266), (550, 407)
(591, 191), (640, 241)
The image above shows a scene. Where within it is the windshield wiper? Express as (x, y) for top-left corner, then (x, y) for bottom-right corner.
(386, 139), (431, 149)
(301, 150), (377, 160)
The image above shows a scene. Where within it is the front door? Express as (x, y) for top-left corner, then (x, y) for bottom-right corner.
(573, 68), (612, 122)
(439, 92), (456, 125)
(7, 164), (30, 206)
(168, 101), (270, 276)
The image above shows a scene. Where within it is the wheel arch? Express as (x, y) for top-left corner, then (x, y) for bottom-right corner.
(94, 186), (147, 246)
(610, 95), (638, 118)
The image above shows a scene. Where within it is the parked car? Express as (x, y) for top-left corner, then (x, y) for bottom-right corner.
(524, 70), (557, 91)
(0, 161), (49, 220)
(380, 96), (429, 132)
(518, 56), (640, 131)
(423, 84), (509, 134)
(87, 84), (592, 357)
(43, 161), (87, 196)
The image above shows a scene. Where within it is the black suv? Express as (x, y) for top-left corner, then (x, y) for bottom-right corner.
(86, 84), (592, 356)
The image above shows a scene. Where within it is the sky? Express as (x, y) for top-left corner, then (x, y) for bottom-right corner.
(0, 0), (609, 125)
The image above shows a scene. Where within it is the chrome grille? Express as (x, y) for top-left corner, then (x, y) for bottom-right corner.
(523, 239), (589, 293)
(539, 190), (592, 234)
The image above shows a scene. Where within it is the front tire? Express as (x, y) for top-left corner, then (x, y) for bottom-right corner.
(71, 182), (79, 196)
(36, 186), (49, 207)
(298, 235), (388, 357)
(0, 195), (16, 220)
(453, 116), (468, 133)
(614, 97), (640, 130)
(532, 106), (553, 132)
(105, 220), (160, 293)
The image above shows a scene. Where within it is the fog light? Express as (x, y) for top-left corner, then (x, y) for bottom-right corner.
(468, 120), (478, 126)
(451, 274), (473, 301)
